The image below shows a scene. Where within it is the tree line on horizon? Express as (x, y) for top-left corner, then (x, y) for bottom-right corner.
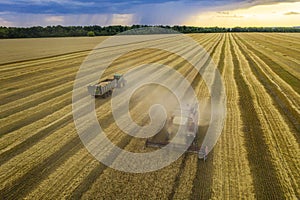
(0, 25), (299, 38)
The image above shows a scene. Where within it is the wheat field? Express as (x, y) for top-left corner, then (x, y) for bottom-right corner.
(0, 33), (299, 199)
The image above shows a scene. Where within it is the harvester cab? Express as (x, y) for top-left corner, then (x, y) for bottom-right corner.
(145, 103), (200, 154)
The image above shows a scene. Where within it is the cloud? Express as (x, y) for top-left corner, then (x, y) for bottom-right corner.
(45, 16), (64, 22)
(217, 11), (230, 15)
(217, 14), (244, 18)
(284, 11), (300, 15)
(0, 17), (13, 26)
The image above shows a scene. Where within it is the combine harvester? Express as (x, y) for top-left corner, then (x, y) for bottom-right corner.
(145, 104), (208, 160)
(87, 74), (126, 98)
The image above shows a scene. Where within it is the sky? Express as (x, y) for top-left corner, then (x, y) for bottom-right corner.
(0, 0), (299, 27)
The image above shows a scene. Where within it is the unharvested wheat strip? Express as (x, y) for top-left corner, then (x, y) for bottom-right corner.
(239, 33), (300, 79)
(82, 139), (183, 199)
(189, 34), (222, 199)
(171, 155), (198, 199)
(232, 34), (300, 199)
(237, 35), (300, 113)
(211, 34), (255, 199)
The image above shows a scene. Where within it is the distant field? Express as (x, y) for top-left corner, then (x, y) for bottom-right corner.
(0, 33), (299, 199)
(0, 36), (107, 64)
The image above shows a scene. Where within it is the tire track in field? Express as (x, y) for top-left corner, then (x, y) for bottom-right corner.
(251, 33), (300, 54)
(233, 34), (300, 198)
(238, 34), (300, 95)
(261, 33), (300, 47)
(230, 35), (286, 199)
(235, 34), (300, 136)
(239, 34), (300, 83)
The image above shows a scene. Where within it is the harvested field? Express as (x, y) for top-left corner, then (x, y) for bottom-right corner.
(0, 33), (299, 199)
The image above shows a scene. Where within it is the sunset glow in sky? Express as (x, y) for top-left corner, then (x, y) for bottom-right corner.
(0, 0), (299, 27)
(187, 2), (300, 27)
